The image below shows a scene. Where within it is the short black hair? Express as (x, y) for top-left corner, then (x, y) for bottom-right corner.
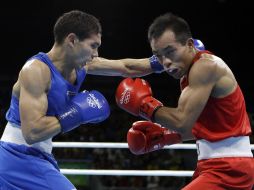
(54, 10), (102, 44)
(148, 13), (192, 45)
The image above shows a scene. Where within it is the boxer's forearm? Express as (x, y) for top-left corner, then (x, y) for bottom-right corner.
(86, 57), (153, 77)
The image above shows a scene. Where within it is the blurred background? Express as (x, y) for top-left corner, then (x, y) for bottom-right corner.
(0, 0), (253, 189)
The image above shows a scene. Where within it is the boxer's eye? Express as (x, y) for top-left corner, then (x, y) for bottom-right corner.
(91, 42), (100, 49)
(164, 49), (176, 58)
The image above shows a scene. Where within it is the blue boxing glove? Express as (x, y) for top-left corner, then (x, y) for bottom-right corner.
(149, 55), (164, 74)
(57, 90), (110, 133)
(193, 39), (205, 50)
(150, 39), (205, 73)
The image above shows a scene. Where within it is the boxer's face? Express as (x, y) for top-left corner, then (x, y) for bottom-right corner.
(150, 29), (192, 79)
(69, 33), (101, 69)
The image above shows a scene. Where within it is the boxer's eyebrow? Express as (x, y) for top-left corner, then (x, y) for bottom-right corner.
(152, 45), (175, 56)
(162, 45), (175, 53)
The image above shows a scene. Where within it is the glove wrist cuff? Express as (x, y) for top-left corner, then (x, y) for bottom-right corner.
(149, 55), (164, 73)
(163, 130), (182, 144)
(140, 96), (163, 121)
(57, 103), (82, 133)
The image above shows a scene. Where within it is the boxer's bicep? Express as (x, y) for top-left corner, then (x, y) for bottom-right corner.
(177, 81), (213, 130)
(177, 61), (218, 130)
(19, 61), (49, 139)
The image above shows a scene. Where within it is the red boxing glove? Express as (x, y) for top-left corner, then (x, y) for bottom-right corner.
(127, 121), (182, 155)
(115, 78), (163, 120)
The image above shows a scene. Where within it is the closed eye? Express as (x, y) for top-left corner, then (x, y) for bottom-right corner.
(164, 49), (176, 57)
(91, 42), (100, 49)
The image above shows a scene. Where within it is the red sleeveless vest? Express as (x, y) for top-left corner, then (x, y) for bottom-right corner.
(180, 51), (252, 141)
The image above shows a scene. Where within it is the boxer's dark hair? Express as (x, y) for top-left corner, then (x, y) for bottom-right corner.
(148, 13), (192, 45)
(54, 10), (102, 44)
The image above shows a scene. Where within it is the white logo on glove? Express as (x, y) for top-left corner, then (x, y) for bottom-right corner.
(87, 94), (102, 109)
(59, 108), (78, 119)
(87, 97), (96, 108)
(120, 89), (131, 104)
(141, 79), (147, 86)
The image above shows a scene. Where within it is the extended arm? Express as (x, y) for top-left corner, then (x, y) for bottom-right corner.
(86, 57), (153, 77)
(86, 39), (205, 77)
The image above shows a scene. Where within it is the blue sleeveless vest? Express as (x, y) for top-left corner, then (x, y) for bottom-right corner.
(6, 52), (86, 126)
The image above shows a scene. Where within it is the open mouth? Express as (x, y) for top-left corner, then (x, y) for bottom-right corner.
(167, 68), (178, 75)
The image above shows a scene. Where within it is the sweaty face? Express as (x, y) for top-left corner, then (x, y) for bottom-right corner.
(150, 30), (190, 79)
(74, 33), (101, 69)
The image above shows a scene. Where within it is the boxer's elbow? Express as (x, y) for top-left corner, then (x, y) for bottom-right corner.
(175, 122), (193, 135)
(21, 123), (41, 144)
(171, 120), (187, 134)
(23, 134), (37, 145)
(22, 130), (38, 145)
(175, 116), (194, 135)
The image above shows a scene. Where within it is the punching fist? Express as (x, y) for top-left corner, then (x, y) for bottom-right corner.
(193, 39), (205, 51)
(115, 78), (163, 120)
(127, 121), (182, 155)
(58, 90), (110, 133)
